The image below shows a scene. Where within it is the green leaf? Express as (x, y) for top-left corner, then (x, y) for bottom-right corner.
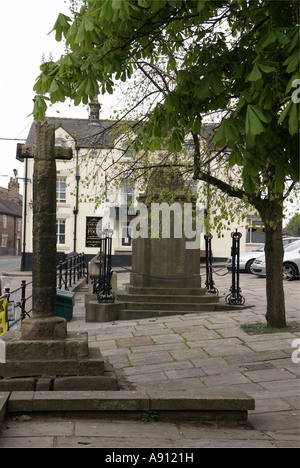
(112, 0), (123, 10)
(274, 159), (286, 192)
(50, 13), (71, 42)
(229, 147), (243, 166)
(262, 31), (276, 48)
(278, 101), (292, 124)
(251, 105), (269, 124)
(243, 172), (256, 194)
(246, 63), (262, 82)
(289, 102), (298, 135)
(243, 151), (259, 176)
(257, 62), (276, 74)
(191, 116), (202, 135)
(49, 79), (60, 93)
(283, 51), (300, 73)
(32, 95), (48, 121)
(259, 85), (274, 110)
(138, 0), (150, 7)
(245, 105), (265, 135)
(274, 29), (290, 45)
(85, 16), (98, 31)
(213, 122), (226, 147)
(75, 21), (86, 44)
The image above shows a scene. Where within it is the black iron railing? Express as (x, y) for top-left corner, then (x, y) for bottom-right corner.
(57, 253), (87, 290)
(204, 234), (219, 295)
(93, 230), (115, 303)
(0, 253), (87, 333)
(225, 231), (245, 305)
(0, 279), (33, 331)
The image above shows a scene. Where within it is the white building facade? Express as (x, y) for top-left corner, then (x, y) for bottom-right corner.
(17, 100), (265, 271)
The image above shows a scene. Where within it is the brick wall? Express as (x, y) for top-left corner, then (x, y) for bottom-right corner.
(0, 214), (21, 256)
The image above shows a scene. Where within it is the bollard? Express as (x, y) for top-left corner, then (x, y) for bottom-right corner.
(204, 235), (218, 295)
(226, 231), (245, 305)
(93, 229), (115, 303)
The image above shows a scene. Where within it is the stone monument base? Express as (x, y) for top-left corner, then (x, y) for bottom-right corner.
(21, 316), (67, 340)
(0, 331), (120, 392)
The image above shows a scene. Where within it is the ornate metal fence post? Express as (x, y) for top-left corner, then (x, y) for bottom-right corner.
(58, 261), (63, 289)
(20, 280), (29, 321)
(226, 230), (245, 305)
(204, 234), (218, 295)
(93, 229), (115, 303)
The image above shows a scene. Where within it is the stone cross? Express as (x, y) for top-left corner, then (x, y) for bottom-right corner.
(17, 121), (72, 340)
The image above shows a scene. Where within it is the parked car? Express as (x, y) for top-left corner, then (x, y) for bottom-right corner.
(252, 239), (300, 281)
(225, 237), (300, 274)
(282, 236), (300, 246)
(226, 247), (265, 273)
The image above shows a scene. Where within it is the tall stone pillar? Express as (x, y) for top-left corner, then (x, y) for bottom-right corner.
(21, 121), (66, 340)
(0, 121), (116, 392)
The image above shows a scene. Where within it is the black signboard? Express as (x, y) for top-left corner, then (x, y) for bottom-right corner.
(86, 217), (102, 247)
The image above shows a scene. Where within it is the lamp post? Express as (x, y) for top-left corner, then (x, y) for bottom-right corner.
(13, 168), (31, 271)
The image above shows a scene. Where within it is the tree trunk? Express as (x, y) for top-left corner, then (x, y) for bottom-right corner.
(260, 194), (286, 328)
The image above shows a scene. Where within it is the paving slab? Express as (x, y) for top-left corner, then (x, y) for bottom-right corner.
(0, 270), (299, 448)
(0, 393), (9, 424)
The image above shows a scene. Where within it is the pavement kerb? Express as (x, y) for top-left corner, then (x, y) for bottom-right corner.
(2, 389), (254, 422)
(0, 393), (9, 423)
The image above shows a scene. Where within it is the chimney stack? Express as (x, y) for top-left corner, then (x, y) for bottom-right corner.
(89, 96), (101, 121)
(7, 177), (20, 204)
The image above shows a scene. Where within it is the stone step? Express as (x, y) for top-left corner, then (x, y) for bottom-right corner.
(0, 359), (119, 392)
(2, 331), (89, 361)
(0, 346), (105, 378)
(124, 284), (208, 296)
(6, 389), (255, 422)
(117, 308), (216, 320)
(0, 392), (9, 425)
(115, 291), (219, 304)
(118, 300), (219, 312)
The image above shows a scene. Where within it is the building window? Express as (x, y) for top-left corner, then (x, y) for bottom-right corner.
(56, 177), (66, 203)
(1, 235), (8, 248)
(3, 215), (7, 229)
(246, 219), (265, 244)
(120, 183), (135, 207)
(55, 139), (67, 147)
(17, 218), (21, 232)
(56, 219), (66, 245)
(121, 222), (132, 246)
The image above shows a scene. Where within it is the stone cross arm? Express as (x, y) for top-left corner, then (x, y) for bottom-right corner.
(16, 143), (73, 161)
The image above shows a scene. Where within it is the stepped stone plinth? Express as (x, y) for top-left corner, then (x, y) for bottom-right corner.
(0, 329), (119, 392)
(0, 121), (118, 392)
(86, 168), (222, 322)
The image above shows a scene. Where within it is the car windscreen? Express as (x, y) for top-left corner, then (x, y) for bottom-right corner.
(284, 240), (300, 252)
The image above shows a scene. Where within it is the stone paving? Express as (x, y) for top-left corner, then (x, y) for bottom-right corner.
(0, 266), (299, 448)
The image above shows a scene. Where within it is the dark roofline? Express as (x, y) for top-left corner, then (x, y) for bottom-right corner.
(0, 198), (22, 217)
(21, 117), (217, 160)
(24, 117), (124, 150)
(0, 186), (23, 202)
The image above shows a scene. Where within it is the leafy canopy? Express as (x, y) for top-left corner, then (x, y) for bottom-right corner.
(33, 0), (299, 195)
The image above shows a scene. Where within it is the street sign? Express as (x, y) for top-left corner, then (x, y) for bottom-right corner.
(0, 298), (8, 336)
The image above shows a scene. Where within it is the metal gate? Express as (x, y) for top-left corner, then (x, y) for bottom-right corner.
(93, 229), (115, 303)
